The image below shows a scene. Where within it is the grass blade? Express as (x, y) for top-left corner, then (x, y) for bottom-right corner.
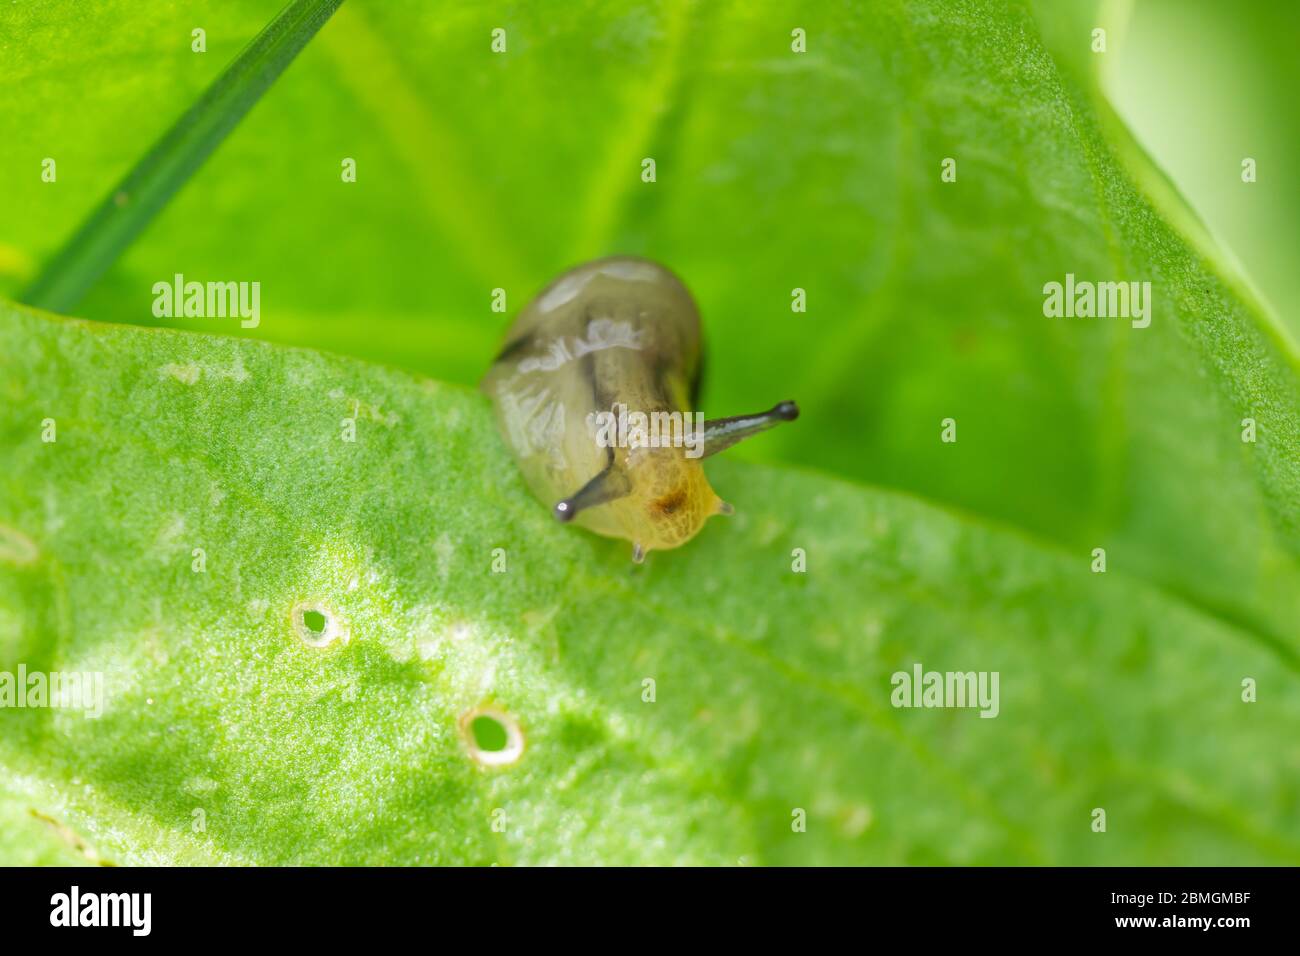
(20, 0), (345, 313)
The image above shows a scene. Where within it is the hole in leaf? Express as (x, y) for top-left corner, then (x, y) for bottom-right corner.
(459, 705), (525, 767)
(291, 600), (347, 648)
(471, 715), (509, 752)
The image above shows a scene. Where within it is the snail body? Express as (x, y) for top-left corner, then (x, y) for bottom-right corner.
(482, 256), (797, 560)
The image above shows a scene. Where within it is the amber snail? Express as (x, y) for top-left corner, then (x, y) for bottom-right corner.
(482, 256), (798, 561)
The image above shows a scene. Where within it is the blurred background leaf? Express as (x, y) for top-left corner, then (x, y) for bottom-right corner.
(1106, 0), (1300, 340)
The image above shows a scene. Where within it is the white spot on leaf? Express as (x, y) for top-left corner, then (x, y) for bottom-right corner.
(159, 362), (201, 385)
(0, 525), (38, 565)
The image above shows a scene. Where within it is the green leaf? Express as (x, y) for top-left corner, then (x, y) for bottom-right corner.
(0, 777), (101, 867)
(2, 305), (1298, 865)
(1106, 0), (1300, 340)
(3, 0), (1299, 865)
(3, 0), (1299, 661)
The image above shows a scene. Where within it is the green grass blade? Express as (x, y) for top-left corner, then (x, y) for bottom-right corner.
(19, 0), (345, 313)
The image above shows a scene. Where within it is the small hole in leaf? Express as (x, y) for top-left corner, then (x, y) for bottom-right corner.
(291, 600), (348, 648)
(459, 706), (525, 767)
(471, 715), (509, 752)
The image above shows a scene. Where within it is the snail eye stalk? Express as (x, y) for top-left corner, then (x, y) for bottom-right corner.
(553, 459), (631, 522)
(700, 401), (799, 458)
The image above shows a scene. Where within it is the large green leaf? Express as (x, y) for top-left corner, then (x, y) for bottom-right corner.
(3, 0), (1298, 661)
(2, 0), (1298, 865)
(2, 305), (1297, 865)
